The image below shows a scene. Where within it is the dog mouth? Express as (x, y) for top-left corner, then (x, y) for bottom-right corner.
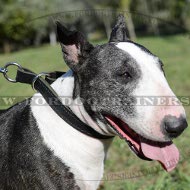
(104, 115), (180, 172)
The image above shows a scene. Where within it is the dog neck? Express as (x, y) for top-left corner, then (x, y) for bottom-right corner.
(31, 70), (113, 190)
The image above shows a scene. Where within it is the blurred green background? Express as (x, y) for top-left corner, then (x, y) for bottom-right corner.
(0, 0), (190, 190)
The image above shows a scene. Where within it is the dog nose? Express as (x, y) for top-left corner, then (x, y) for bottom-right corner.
(163, 116), (188, 138)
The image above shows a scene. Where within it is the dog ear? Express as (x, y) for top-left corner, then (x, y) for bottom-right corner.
(56, 22), (94, 71)
(109, 15), (129, 42)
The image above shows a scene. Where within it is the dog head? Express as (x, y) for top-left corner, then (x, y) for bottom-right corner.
(57, 15), (187, 172)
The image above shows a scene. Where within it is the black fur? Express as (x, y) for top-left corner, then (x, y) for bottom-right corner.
(76, 43), (141, 124)
(0, 100), (79, 190)
(0, 15), (185, 190)
(109, 14), (129, 42)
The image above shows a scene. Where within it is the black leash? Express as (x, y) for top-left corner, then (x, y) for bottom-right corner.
(0, 63), (113, 140)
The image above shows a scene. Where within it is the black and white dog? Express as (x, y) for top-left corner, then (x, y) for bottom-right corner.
(0, 15), (187, 190)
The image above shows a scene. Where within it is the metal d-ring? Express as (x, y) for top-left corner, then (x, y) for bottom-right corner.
(32, 72), (50, 91)
(3, 62), (23, 83)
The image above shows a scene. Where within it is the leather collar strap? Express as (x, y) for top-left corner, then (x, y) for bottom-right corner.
(16, 68), (113, 140)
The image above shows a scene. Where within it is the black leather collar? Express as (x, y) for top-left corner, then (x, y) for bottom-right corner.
(16, 68), (113, 140)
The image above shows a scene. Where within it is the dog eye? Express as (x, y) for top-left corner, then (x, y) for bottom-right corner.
(120, 71), (132, 79)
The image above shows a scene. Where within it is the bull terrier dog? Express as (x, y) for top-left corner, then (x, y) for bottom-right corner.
(0, 15), (187, 190)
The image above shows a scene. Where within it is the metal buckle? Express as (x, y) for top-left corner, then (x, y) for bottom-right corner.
(32, 72), (50, 91)
(2, 62), (23, 83)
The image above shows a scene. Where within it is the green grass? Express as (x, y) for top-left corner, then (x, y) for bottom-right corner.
(0, 34), (190, 190)
(0, 44), (67, 97)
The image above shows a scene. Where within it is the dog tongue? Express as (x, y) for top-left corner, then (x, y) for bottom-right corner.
(140, 138), (179, 172)
(105, 116), (180, 172)
(106, 116), (179, 172)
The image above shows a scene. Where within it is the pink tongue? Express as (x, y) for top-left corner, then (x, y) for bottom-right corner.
(105, 116), (180, 172)
(140, 138), (179, 172)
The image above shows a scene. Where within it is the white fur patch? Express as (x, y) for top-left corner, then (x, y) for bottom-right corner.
(31, 71), (112, 190)
(116, 42), (185, 141)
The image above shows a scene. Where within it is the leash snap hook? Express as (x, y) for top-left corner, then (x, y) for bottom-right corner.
(0, 67), (8, 74)
(32, 72), (50, 91)
(3, 62), (23, 83)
